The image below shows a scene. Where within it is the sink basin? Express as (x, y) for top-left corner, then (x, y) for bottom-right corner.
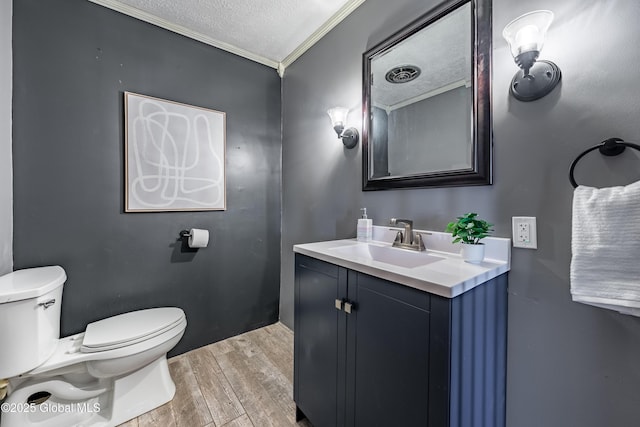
(329, 243), (444, 269)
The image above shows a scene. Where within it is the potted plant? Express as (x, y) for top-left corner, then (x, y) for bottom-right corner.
(446, 212), (493, 263)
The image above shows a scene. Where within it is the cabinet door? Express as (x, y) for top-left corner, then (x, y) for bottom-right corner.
(346, 271), (431, 427)
(294, 255), (348, 427)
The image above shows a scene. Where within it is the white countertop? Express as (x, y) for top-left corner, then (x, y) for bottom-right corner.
(293, 226), (511, 298)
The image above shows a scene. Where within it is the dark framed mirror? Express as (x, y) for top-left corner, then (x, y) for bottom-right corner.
(362, 0), (492, 190)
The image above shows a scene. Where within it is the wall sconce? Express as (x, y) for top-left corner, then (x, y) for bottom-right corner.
(502, 10), (561, 102)
(327, 107), (359, 149)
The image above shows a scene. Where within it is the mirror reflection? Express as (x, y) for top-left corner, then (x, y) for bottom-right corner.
(362, 0), (492, 190)
(370, 3), (472, 178)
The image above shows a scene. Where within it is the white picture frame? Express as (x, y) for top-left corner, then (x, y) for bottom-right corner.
(124, 92), (226, 212)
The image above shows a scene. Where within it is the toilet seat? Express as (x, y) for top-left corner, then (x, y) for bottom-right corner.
(81, 307), (186, 353)
(27, 312), (187, 376)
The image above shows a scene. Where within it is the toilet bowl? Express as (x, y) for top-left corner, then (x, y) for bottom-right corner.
(0, 266), (187, 427)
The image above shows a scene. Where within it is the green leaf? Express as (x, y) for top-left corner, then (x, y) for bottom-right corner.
(447, 212), (492, 244)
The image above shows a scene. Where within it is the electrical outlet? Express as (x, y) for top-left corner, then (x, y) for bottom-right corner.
(512, 217), (537, 249)
(517, 222), (530, 243)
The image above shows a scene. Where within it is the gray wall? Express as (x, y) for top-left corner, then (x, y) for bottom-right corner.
(371, 106), (389, 177)
(0, 0), (12, 275)
(281, 0), (640, 426)
(13, 0), (282, 356)
(388, 86), (472, 174)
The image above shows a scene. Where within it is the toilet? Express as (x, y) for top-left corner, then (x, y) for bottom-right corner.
(0, 265), (187, 427)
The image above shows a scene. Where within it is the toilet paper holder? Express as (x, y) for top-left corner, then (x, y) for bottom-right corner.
(178, 228), (210, 249)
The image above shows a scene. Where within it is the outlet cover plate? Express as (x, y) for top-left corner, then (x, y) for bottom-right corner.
(512, 216), (537, 249)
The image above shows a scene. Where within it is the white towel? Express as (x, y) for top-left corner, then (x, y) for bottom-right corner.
(570, 180), (640, 316)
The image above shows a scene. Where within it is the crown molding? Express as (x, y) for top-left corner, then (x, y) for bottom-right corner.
(89, 0), (366, 77)
(88, 0), (280, 69)
(278, 0), (366, 75)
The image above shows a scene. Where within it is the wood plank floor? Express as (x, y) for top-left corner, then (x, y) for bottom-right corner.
(119, 323), (312, 427)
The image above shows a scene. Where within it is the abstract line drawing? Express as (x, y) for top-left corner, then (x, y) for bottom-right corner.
(125, 92), (226, 212)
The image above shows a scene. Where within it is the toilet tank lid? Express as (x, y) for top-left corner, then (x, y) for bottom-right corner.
(0, 266), (66, 303)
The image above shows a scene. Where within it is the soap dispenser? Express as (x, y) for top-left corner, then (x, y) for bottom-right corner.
(357, 208), (373, 242)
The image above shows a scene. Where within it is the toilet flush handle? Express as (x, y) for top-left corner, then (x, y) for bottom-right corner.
(38, 299), (56, 309)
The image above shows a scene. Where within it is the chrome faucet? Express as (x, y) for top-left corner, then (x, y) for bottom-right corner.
(390, 218), (414, 244)
(389, 218), (427, 251)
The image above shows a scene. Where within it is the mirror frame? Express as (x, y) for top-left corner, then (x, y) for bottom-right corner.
(362, 0), (492, 191)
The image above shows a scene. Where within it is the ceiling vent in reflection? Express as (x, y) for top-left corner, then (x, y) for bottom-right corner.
(385, 65), (421, 83)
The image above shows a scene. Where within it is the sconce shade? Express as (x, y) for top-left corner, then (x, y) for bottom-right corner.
(502, 10), (561, 102)
(327, 107), (359, 149)
(502, 10), (553, 58)
(327, 107), (349, 135)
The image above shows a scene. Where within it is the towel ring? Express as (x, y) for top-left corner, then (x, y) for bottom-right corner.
(569, 137), (640, 188)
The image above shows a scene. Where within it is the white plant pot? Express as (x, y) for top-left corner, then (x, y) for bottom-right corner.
(460, 243), (485, 264)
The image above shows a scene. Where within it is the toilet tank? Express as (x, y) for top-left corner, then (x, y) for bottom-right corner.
(0, 266), (66, 378)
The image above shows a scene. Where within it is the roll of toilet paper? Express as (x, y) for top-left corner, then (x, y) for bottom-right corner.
(188, 228), (209, 248)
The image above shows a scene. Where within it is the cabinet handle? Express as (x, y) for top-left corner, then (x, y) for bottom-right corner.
(344, 301), (353, 314)
(335, 299), (343, 311)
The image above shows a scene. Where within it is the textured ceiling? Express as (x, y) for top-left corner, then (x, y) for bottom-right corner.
(371, 3), (471, 109)
(89, 0), (364, 73)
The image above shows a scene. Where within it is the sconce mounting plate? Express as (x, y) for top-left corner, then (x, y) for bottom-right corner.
(510, 60), (561, 102)
(341, 127), (359, 149)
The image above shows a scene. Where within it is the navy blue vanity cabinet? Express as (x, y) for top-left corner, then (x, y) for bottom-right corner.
(294, 253), (508, 427)
(294, 254), (348, 427)
(345, 270), (431, 426)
